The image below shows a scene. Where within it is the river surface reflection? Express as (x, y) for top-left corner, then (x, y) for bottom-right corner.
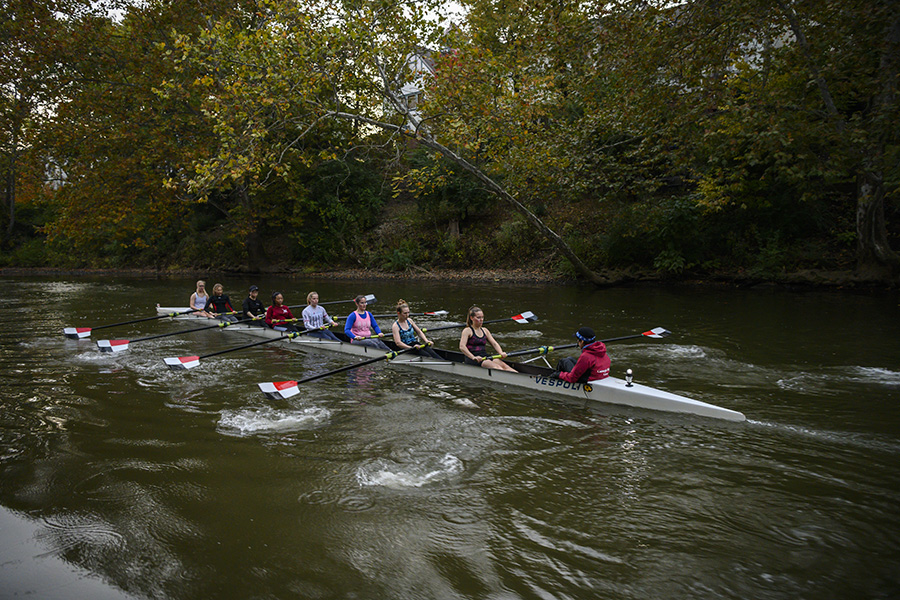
(1, 275), (899, 599)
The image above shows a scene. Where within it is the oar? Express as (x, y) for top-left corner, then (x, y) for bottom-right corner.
(285, 293), (376, 311)
(163, 325), (326, 370)
(421, 311), (537, 334)
(347, 331), (389, 341)
(366, 310), (449, 319)
(63, 307), (205, 339)
(489, 327), (672, 359)
(258, 345), (424, 400)
(96, 317), (265, 353)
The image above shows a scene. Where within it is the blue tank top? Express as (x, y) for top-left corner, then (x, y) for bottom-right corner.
(396, 320), (417, 345)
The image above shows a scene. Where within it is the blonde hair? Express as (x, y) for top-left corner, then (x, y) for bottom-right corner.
(466, 305), (483, 327)
(307, 291), (318, 304)
(395, 299), (409, 313)
(212, 283), (223, 294)
(196, 280), (206, 290)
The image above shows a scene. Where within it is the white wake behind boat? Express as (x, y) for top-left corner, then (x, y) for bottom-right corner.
(156, 307), (746, 422)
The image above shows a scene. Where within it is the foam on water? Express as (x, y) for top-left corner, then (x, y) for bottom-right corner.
(217, 406), (331, 435)
(357, 453), (464, 488)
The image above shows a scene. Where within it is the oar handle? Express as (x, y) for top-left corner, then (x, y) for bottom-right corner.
(498, 343), (579, 359)
(354, 332), (386, 340)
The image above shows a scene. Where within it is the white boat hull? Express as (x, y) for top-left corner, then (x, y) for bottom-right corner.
(156, 307), (746, 422)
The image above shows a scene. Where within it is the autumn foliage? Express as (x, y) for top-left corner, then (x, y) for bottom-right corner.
(1, 0), (898, 283)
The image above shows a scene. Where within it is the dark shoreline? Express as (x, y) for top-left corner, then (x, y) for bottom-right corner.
(1, 266), (896, 290)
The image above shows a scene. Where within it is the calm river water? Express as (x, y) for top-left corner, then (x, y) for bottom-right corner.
(1, 274), (898, 599)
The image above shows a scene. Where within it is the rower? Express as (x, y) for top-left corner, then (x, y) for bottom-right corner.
(242, 285), (266, 326)
(190, 280), (211, 318)
(302, 291), (340, 340)
(392, 299), (440, 358)
(205, 283), (238, 322)
(265, 292), (299, 331)
(459, 306), (517, 372)
(345, 295), (389, 349)
(549, 327), (610, 383)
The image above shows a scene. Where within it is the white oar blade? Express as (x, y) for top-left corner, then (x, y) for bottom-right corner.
(512, 311), (537, 323)
(643, 327), (671, 339)
(97, 339), (130, 353)
(64, 327), (92, 339)
(424, 310), (449, 316)
(164, 356), (200, 370)
(258, 381), (300, 400)
(365, 294), (376, 303)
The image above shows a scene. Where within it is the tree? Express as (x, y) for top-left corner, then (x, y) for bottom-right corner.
(0, 0), (80, 242)
(168, 0), (617, 284)
(37, 0), (265, 268)
(597, 0), (900, 280)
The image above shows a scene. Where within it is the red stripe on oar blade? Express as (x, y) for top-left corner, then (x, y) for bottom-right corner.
(164, 356), (200, 370)
(258, 381), (300, 400)
(511, 311), (536, 323)
(642, 327), (670, 338)
(97, 339), (130, 353)
(64, 327), (92, 339)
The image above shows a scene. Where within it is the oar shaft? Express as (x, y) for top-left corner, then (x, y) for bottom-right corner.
(130, 321), (231, 343)
(502, 343), (578, 358)
(197, 332), (291, 360)
(422, 316), (514, 333)
(500, 329), (669, 359)
(196, 322), (332, 359)
(316, 294), (376, 306)
(293, 347), (417, 385)
(599, 333), (646, 343)
(88, 309), (200, 331)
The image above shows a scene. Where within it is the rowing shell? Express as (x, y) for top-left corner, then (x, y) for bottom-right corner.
(156, 307), (746, 422)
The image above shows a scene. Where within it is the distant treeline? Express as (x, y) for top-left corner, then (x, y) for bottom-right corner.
(2, 0), (898, 284)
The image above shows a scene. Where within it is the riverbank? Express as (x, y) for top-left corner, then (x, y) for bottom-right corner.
(0, 266), (896, 289)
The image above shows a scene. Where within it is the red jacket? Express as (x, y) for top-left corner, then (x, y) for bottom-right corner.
(559, 341), (610, 383)
(265, 304), (294, 328)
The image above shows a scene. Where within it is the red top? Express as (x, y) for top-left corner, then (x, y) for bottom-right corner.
(265, 304), (294, 328)
(559, 342), (610, 383)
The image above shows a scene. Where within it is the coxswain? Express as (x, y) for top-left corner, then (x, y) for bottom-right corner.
(550, 327), (610, 383)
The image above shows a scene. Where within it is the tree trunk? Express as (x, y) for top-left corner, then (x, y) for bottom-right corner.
(4, 129), (18, 240)
(3, 158), (14, 240)
(236, 185), (267, 272)
(856, 170), (900, 280)
(330, 111), (627, 287)
(781, 2), (900, 282)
